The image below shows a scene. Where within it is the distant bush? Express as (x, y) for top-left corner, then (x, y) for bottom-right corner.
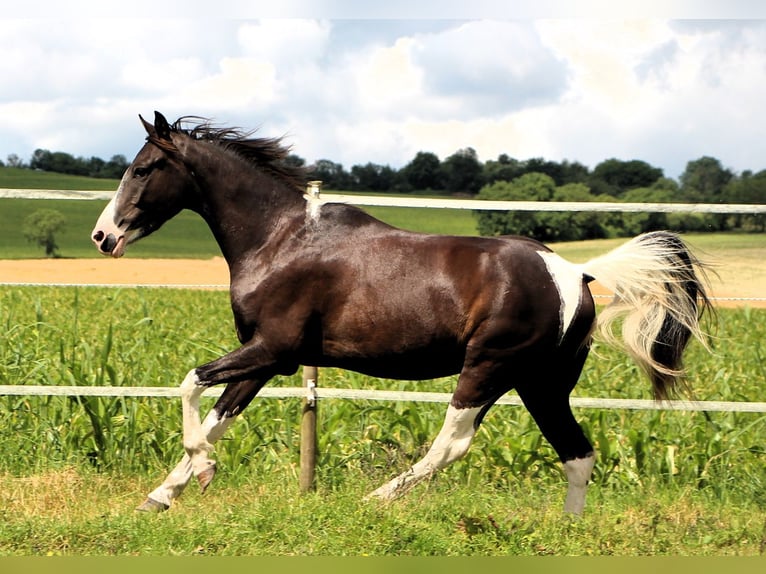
(474, 174), (616, 242)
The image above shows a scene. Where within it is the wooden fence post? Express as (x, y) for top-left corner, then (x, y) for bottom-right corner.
(299, 180), (322, 493)
(299, 365), (318, 493)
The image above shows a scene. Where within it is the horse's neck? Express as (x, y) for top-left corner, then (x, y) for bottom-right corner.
(192, 156), (304, 264)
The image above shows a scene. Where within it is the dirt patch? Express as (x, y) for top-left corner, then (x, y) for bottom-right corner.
(0, 257), (761, 307)
(0, 257), (229, 288)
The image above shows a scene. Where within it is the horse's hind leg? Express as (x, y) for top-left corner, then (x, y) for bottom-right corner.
(366, 403), (485, 500)
(516, 356), (596, 515)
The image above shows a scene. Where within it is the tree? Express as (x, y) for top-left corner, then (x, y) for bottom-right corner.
(284, 154), (306, 169)
(441, 147), (483, 195)
(350, 162), (398, 192)
(680, 156), (733, 201)
(474, 173), (556, 239)
(475, 174), (617, 241)
(483, 154), (523, 184)
(402, 151), (442, 191)
(546, 183), (611, 241)
(23, 209), (66, 258)
(721, 170), (766, 231)
(680, 156), (734, 231)
(620, 187), (673, 234)
(6, 153), (24, 168)
(309, 159), (352, 189)
(589, 158), (663, 196)
(101, 155), (129, 179)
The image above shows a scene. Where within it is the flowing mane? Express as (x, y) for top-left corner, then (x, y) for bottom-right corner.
(160, 116), (308, 190)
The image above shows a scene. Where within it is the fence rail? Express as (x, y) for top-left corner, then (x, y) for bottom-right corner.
(321, 193), (766, 215)
(2, 187), (766, 214)
(1, 385), (765, 413)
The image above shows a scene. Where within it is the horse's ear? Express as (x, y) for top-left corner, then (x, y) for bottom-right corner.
(139, 114), (156, 138)
(153, 111), (172, 141)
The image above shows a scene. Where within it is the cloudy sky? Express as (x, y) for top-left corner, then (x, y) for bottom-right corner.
(1, 2), (765, 180)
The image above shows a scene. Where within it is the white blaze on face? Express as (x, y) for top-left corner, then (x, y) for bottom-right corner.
(91, 176), (134, 257)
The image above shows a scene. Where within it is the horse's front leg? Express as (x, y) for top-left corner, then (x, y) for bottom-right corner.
(180, 369), (218, 490)
(138, 364), (269, 512)
(138, 399), (235, 512)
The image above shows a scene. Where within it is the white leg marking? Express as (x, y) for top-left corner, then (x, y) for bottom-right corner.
(367, 405), (482, 500)
(146, 409), (236, 507)
(538, 251), (584, 342)
(562, 453), (596, 515)
(180, 370), (217, 477)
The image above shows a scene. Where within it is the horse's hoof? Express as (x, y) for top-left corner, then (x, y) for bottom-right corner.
(197, 464), (217, 494)
(136, 498), (169, 513)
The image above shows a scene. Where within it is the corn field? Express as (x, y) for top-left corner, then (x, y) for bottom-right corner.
(0, 286), (764, 507)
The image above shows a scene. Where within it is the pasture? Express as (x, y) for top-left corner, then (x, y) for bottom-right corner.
(0, 285), (764, 555)
(0, 198), (478, 259)
(1, 173), (764, 554)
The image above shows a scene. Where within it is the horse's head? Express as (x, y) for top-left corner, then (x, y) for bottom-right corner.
(92, 112), (195, 257)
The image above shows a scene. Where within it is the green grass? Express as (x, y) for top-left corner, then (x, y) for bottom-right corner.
(0, 198), (221, 259)
(0, 167), (120, 191)
(0, 169), (479, 257)
(0, 286), (763, 555)
(0, 197), (477, 259)
(1, 467), (764, 556)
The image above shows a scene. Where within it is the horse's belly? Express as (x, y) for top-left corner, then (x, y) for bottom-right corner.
(316, 342), (465, 380)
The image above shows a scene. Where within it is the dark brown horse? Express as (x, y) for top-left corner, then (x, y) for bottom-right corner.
(92, 112), (712, 514)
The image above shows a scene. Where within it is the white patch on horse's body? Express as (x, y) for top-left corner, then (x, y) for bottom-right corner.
(367, 405), (482, 499)
(537, 251), (584, 342)
(303, 193), (322, 223)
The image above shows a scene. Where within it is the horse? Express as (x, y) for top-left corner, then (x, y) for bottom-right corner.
(92, 112), (712, 514)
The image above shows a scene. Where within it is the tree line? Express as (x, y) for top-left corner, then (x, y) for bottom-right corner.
(4, 146), (763, 241)
(3, 150), (129, 179)
(301, 148), (764, 239)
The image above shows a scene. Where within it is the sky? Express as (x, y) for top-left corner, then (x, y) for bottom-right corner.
(1, 2), (766, 181)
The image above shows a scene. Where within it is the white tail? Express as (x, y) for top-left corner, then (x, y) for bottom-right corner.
(581, 231), (713, 399)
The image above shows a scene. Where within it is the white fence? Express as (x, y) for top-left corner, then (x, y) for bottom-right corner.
(1, 187), (764, 416)
(3, 187), (766, 214)
(0, 384), (765, 413)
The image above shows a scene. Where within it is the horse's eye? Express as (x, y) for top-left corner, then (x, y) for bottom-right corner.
(134, 166), (149, 178)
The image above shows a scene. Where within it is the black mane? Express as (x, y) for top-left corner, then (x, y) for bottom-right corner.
(171, 116), (308, 190)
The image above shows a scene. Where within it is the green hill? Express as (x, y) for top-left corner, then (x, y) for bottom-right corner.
(0, 168), (478, 258)
(0, 166), (120, 191)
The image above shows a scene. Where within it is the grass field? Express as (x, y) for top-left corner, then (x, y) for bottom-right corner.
(0, 286), (763, 555)
(0, 167), (120, 192)
(1, 169), (764, 555)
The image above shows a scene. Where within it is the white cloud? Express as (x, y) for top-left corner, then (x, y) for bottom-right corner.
(237, 19), (331, 65)
(413, 20), (568, 113)
(1, 17), (765, 180)
(352, 38), (424, 114)
(174, 57), (278, 111)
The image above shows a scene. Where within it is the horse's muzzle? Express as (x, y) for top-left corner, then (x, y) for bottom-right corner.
(92, 230), (126, 258)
